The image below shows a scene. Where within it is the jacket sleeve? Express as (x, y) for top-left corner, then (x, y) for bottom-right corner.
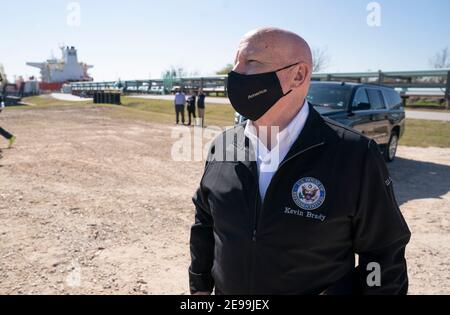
(352, 140), (411, 295)
(189, 162), (215, 294)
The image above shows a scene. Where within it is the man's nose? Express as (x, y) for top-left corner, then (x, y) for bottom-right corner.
(233, 61), (246, 74)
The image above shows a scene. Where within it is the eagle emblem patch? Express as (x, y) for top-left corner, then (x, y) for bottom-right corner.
(292, 177), (326, 211)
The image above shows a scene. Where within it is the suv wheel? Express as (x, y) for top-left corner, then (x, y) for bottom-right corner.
(384, 133), (399, 162)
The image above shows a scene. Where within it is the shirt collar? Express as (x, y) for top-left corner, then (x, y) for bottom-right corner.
(244, 99), (310, 163)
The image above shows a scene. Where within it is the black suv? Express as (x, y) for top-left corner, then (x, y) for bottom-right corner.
(234, 82), (405, 162)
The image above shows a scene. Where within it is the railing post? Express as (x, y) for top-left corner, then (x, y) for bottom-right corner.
(378, 70), (384, 84)
(446, 71), (450, 110)
(224, 77), (228, 97)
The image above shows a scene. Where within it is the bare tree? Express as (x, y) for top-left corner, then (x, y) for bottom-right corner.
(162, 65), (199, 79)
(216, 63), (234, 75)
(429, 47), (450, 69)
(427, 48), (450, 109)
(425, 48), (450, 86)
(173, 66), (187, 78)
(189, 70), (200, 77)
(161, 65), (199, 93)
(312, 47), (330, 73)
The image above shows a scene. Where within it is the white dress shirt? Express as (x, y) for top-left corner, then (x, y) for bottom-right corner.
(244, 100), (310, 201)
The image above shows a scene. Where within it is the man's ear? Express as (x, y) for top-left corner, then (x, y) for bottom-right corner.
(277, 63), (309, 94)
(291, 63), (309, 89)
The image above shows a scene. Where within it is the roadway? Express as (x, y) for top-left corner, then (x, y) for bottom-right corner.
(405, 110), (450, 122)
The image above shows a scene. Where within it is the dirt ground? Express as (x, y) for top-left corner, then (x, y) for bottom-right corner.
(0, 105), (449, 295)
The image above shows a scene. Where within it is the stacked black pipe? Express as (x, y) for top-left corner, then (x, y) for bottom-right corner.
(93, 92), (121, 105)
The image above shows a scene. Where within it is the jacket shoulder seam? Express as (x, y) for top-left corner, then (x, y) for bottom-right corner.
(323, 117), (372, 143)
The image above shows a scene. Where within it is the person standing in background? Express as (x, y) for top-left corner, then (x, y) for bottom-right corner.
(187, 92), (197, 126)
(197, 89), (206, 127)
(174, 89), (186, 125)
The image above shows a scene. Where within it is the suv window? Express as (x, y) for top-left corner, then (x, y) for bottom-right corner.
(307, 83), (353, 109)
(352, 88), (370, 109)
(383, 89), (402, 109)
(366, 89), (386, 110)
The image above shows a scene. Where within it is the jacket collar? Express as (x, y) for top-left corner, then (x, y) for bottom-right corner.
(227, 103), (327, 172)
(283, 102), (327, 162)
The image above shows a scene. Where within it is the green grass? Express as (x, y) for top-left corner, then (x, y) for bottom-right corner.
(400, 119), (450, 148)
(120, 97), (235, 126)
(406, 101), (450, 112)
(406, 106), (450, 113)
(407, 100), (442, 107)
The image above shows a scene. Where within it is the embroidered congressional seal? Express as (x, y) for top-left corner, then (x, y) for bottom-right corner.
(292, 177), (326, 210)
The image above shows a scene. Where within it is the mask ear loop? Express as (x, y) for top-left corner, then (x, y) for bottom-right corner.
(275, 62), (301, 72)
(276, 62), (301, 96)
(283, 89), (294, 97)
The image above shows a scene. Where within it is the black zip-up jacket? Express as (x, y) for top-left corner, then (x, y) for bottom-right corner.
(189, 104), (411, 295)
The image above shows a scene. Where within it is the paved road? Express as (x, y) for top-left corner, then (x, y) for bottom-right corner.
(406, 110), (450, 122)
(51, 93), (93, 102)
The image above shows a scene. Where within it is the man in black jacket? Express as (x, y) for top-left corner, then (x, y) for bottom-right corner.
(187, 93), (197, 126)
(189, 27), (410, 295)
(197, 90), (206, 128)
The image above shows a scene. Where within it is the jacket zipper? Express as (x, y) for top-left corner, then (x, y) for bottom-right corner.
(252, 183), (261, 242)
(248, 141), (325, 294)
(248, 172), (260, 293)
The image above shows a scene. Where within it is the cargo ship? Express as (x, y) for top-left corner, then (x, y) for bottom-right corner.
(27, 46), (93, 91)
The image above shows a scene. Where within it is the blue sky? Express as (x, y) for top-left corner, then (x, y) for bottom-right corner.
(1, 0), (449, 81)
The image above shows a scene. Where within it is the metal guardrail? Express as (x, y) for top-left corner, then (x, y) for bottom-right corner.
(312, 69), (450, 79)
(70, 69), (450, 108)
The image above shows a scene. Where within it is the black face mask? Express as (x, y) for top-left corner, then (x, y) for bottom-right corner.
(227, 62), (300, 121)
